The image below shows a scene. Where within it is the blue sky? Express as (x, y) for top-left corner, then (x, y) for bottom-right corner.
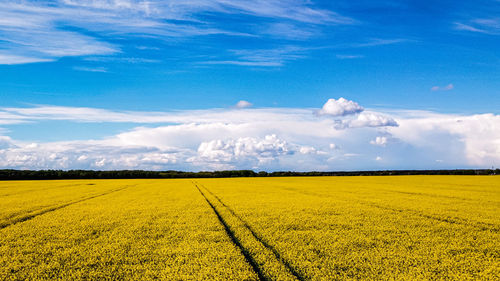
(0, 0), (499, 171)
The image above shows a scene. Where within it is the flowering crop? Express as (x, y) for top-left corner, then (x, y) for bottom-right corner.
(0, 176), (498, 280)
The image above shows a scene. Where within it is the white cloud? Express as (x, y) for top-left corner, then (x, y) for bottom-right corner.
(235, 100), (253, 109)
(0, 2), (120, 64)
(83, 57), (160, 64)
(261, 23), (315, 40)
(389, 111), (500, 166)
(455, 19), (500, 35)
(318, 97), (364, 117)
(0, 0), (353, 64)
(351, 38), (409, 48)
(193, 134), (292, 169)
(203, 46), (308, 67)
(184, 0), (354, 25)
(0, 111), (31, 125)
(370, 136), (388, 147)
(332, 111), (398, 129)
(0, 136), (15, 149)
(0, 53), (53, 65)
(336, 54), (364, 59)
(0, 140), (184, 170)
(1, 101), (499, 170)
(349, 112), (398, 128)
(0, 106), (343, 140)
(73, 66), (108, 72)
(202, 60), (283, 67)
(431, 83), (454, 91)
(299, 146), (317, 154)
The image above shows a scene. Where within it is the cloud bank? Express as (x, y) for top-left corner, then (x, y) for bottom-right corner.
(0, 98), (499, 171)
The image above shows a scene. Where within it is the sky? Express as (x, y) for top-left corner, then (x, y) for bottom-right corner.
(0, 0), (499, 171)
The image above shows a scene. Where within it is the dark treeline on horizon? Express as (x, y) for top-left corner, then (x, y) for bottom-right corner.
(0, 169), (498, 180)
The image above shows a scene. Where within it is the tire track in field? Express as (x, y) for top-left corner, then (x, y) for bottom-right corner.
(1, 184), (102, 220)
(194, 183), (268, 281)
(0, 183), (95, 198)
(380, 189), (470, 200)
(360, 201), (499, 233)
(274, 186), (499, 233)
(199, 184), (307, 281)
(0, 185), (134, 230)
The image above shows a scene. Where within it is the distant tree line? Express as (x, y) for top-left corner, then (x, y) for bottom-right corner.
(0, 169), (498, 180)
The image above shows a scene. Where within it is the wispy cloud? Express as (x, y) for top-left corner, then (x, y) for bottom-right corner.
(0, 111), (31, 125)
(0, 0), (353, 65)
(350, 38), (409, 48)
(201, 60), (283, 67)
(83, 57), (161, 64)
(73, 66), (108, 72)
(202, 46), (308, 67)
(260, 23), (316, 40)
(336, 54), (364, 59)
(0, 54), (53, 65)
(455, 18), (500, 35)
(431, 84), (454, 92)
(180, 0), (355, 25)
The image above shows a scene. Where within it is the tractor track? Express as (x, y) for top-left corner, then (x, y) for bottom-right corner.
(200, 184), (307, 281)
(0, 185), (134, 230)
(194, 182), (306, 281)
(194, 183), (268, 281)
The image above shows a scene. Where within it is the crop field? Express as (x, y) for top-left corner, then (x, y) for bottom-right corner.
(0, 176), (498, 280)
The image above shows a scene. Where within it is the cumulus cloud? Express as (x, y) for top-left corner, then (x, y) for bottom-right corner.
(349, 112), (398, 128)
(316, 98), (396, 129)
(0, 136), (15, 149)
(0, 102), (499, 170)
(193, 135), (293, 169)
(234, 100), (253, 109)
(333, 112), (398, 129)
(318, 97), (364, 117)
(370, 136), (388, 146)
(299, 146), (317, 154)
(388, 111), (500, 166)
(0, 140), (184, 170)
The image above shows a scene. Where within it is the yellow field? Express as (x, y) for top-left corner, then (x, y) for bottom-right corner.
(0, 176), (498, 280)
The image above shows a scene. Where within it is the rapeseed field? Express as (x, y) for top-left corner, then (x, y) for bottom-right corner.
(0, 176), (498, 280)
